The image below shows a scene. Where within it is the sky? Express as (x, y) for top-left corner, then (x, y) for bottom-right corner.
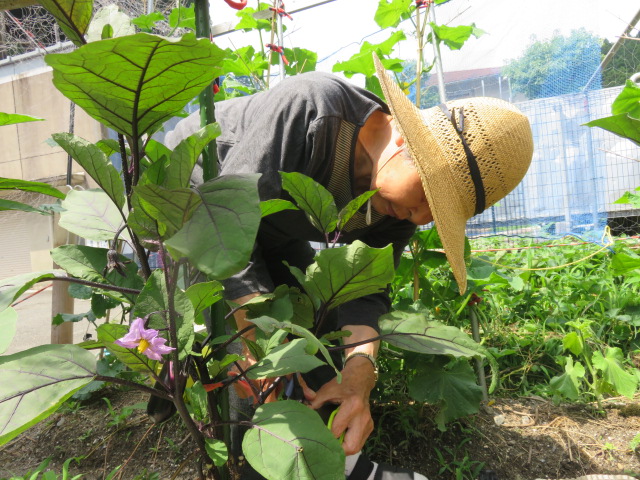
(209, 0), (639, 80)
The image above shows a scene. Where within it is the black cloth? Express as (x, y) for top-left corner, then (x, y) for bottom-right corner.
(213, 72), (416, 334)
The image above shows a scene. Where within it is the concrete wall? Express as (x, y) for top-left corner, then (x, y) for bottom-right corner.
(1, 65), (105, 180)
(1, 63), (104, 279)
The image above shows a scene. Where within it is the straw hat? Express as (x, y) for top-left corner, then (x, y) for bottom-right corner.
(373, 53), (534, 294)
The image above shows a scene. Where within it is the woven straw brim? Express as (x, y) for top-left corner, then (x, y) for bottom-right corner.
(373, 53), (533, 293)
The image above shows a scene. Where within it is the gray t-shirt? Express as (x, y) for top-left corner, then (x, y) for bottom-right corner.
(168, 72), (417, 333)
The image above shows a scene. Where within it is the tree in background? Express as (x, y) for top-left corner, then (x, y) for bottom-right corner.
(503, 28), (602, 100)
(601, 32), (640, 88)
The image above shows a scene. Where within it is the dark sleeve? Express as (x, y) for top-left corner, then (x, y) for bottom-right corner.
(335, 221), (417, 333)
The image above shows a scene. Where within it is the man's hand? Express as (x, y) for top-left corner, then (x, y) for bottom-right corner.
(229, 292), (281, 404)
(302, 325), (379, 455)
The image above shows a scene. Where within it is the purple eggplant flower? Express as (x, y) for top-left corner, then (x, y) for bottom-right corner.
(115, 317), (175, 361)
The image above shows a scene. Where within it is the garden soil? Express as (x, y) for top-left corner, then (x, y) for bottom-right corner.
(0, 387), (639, 480)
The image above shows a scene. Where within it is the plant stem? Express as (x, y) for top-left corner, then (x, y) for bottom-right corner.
(51, 273), (141, 295)
(95, 375), (172, 400)
(158, 244), (210, 469)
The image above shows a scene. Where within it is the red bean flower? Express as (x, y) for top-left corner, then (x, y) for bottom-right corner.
(115, 318), (175, 361)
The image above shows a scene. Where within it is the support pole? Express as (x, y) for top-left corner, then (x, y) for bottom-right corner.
(195, 0), (218, 181)
(276, 0), (285, 81)
(429, 6), (446, 104)
(50, 206), (75, 345)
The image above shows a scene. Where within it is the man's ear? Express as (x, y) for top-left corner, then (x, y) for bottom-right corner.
(392, 125), (405, 147)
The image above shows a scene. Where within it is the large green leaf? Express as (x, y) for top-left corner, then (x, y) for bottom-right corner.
(165, 175), (261, 280)
(244, 285), (314, 329)
(131, 11), (164, 32)
(374, 0), (412, 29)
(0, 344), (96, 446)
(408, 357), (483, 431)
(133, 185), (201, 238)
(332, 32), (405, 78)
(280, 171), (338, 234)
(430, 23), (486, 51)
(379, 311), (485, 358)
(0, 178), (65, 199)
(86, 4), (135, 42)
(0, 112), (44, 125)
(45, 33), (226, 138)
(168, 4), (195, 30)
(223, 46), (268, 78)
(584, 113), (640, 145)
(185, 281), (223, 318)
(59, 189), (128, 242)
(592, 347), (638, 398)
(549, 357), (585, 401)
(611, 250), (640, 275)
(205, 438), (228, 467)
(0, 307), (17, 354)
(97, 323), (158, 373)
(611, 79), (640, 118)
(0, 271), (59, 313)
(128, 192), (161, 240)
(288, 241), (394, 311)
(132, 270), (194, 358)
(270, 47), (318, 76)
(250, 317), (339, 379)
(243, 400), (345, 480)
(247, 339), (325, 379)
(50, 244), (143, 302)
(164, 123), (221, 190)
(40, 0), (93, 47)
(52, 133), (125, 209)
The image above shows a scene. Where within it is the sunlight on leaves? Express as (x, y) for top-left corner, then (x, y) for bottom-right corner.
(46, 33), (226, 139)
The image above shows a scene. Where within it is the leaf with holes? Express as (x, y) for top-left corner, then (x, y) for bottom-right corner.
(40, 0), (93, 46)
(0, 344), (97, 446)
(243, 400), (345, 480)
(165, 175), (261, 280)
(45, 33), (225, 139)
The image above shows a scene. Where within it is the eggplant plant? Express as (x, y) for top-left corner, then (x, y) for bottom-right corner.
(0, 1), (492, 478)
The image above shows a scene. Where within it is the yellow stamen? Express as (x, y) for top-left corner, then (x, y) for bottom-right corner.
(137, 338), (150, 354)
